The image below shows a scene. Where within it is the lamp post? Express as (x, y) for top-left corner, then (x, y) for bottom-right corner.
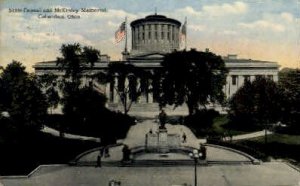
(189, 149), (202, 186)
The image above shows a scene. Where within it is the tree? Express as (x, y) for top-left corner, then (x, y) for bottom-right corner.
(159, 49), (228, 115)
(62, 86), (107, 126)
(56, 43), (100, 83)
(229, 77), (282, 129)
(228, 80), (256, 127)
(37, 73), (60, 114)
(278, 68), (300, 127)
(56, 43), (101, 114)
(55, 43), (114, 136)
(0, 61), (48, 131)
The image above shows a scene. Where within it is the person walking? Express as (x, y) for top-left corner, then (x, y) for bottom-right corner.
(96, 149), (102, 167)
(182, 132), (187, 143)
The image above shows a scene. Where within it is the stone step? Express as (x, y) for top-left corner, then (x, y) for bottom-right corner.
(107, 103), (189, 115)
(74, 159), (253, 167)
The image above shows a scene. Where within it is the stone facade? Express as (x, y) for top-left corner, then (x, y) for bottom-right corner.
(33, 14), (280, 115)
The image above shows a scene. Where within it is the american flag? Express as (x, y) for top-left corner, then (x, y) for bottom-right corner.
(115, 21), (126, 43)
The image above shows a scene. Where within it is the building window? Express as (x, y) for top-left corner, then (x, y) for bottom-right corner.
(154, 24), (157, 30)
(267, 75), (273, 80)
(142, 32), (145, 40)
(244, 75), (250, 82)
(167, 32), (170, 40)
(161, 32), (164, 39)
(155, 32), (158, 40)
(232, 75), (237, 85)
(148, 31), (151, 39)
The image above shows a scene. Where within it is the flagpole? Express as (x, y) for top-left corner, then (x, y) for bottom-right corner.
(185, 17), (187, 50)
(124, 17), (128, 53)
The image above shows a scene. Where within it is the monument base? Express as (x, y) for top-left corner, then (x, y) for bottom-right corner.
(158, 128), (169, 153)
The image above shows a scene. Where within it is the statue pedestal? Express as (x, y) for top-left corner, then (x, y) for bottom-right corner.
(145, 128), (180, 153)
(158, 128), (169, 153)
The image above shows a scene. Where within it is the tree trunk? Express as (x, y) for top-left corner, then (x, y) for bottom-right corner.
(124, 95), (128, 115)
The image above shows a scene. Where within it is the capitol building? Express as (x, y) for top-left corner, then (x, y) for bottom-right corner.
(34, 14), (280, 115)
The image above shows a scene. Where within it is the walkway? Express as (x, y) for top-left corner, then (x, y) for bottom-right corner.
(41, 126), (100, 142)
(223, 130), (273, 141)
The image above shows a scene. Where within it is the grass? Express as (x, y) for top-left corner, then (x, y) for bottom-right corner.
(233, 133), (300, 162)
(252, 133), (300, 145)
(208, 117), (300, 164)
(0, 132), (99, 176)
(211, 115), (250, 136)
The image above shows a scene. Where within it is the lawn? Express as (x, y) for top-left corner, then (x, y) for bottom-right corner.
(254, 133), (300, 145)
(211, 115), (252, 135)
(0, 132), (99, 176)
(234, 133), (300, 163)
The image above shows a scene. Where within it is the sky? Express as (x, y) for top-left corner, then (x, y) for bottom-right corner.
(0, 0), (299, 72)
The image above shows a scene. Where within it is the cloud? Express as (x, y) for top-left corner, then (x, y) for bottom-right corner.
(176, 6), (202, 17)
(202, 1), (248, 16)
(280, 12), (294, 22)
(223, 30), (238, 35)
(188, 24), (206, 32)
(175, 2), (247, 18)
(239, 20), (285, 32)
(14, 32), (61, 43)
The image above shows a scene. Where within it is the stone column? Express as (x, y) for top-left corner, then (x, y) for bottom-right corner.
(125, 77), (130, 103)
(237, 75), (244, 89)
(148, 84), (153, 103)
(137, 78), (141, 103)
(105, 82), (110, 101)
(132, 28), (135, 50)
(225, 76), (231, 98)
(273, 75), (278, 82)
(113, 76), (119, 103)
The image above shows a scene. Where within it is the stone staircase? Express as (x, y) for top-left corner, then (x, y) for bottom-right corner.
(75, 159), (253, 167)
(108, 103), (189, 117)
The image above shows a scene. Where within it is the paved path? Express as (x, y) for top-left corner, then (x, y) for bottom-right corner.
(223, 130), (273, 141)
(41, 126), (100, 142)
